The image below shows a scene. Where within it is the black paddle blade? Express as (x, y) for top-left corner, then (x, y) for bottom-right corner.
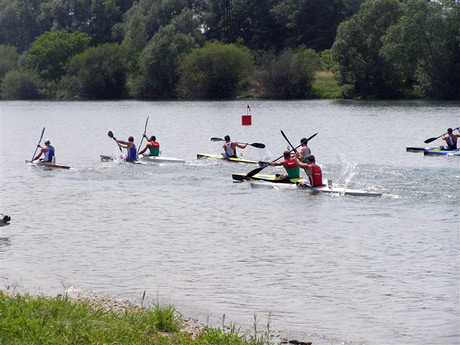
(108, 131), (114, 138)
(424, 137), (437, 144)
(245, 166), (265, 178)
(210, 137), (224, 142)
(250, 143), (265, 149)
(306, 132), (318, 142)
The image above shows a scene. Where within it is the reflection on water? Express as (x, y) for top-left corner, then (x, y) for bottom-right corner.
(1, 100), (459, 345)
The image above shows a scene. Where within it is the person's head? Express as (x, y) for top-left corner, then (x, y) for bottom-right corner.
(224, 135), (230, 142)
(283, 151), (291, 159)
(44, 139), (51, 145)
(128, 136), (134, 142)
(150, 136), (156, 142)
(300, 138), (307, 145)
(447, 128), (453, 134)
(308, 155), (316, 164)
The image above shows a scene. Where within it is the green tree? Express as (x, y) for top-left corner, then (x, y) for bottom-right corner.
(382, 0), (460, 99)
(26, 30), (91, 82)
(0, 0), (51, 51)
(0, 45), (19, 79)
(178, 41), (254, 99)
(1, 69), (41, 99)
(59, 43), (127, 99)
(332, 0), (402, 98)
(254, 47), (319, 99)
(133, 25), (197, 99)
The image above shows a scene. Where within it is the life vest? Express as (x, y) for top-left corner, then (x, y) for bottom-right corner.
(44, 145), (55, 162)
(126, 144), (137, 161)
(224, 142), (237, 158)
(446, 134), (457, 150)
(149, 141), (160, 156)
(284, 157), (300, 179)
(310, 164), (323, 187)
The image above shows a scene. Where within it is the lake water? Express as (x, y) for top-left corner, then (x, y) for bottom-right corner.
(0, 100), (459, 345)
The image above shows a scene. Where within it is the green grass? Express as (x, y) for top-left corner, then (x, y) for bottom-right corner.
(311, 71), (341, 99)
(0, 292), (274, 345)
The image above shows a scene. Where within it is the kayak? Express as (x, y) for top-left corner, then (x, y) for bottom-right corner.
(197, 153), (259, 164)
(139, 155), (185, 164)
(0, 214), (11, 227)
(232, 173), (382, 197)
(100, 155), (147, 165)
(101, 155), (185, 164)
(25, 160), (70, 169)
(424, 149), (460, 156)
(406, 146), (436, 153)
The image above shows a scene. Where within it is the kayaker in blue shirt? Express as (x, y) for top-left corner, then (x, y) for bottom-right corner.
(115, 136), (137, 161)
(223, 135), (248, 158)
(441, 128), (459, 150)
(32, 139), (55, 163)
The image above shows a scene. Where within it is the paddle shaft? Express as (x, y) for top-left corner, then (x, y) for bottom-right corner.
(424, 126), (460, 144)
(32, 127), (46, 160)
(137, 117), (149, 154)
(211, 138), (265, 149)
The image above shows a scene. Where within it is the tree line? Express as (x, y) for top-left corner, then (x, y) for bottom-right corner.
(0, 0), (458, 100)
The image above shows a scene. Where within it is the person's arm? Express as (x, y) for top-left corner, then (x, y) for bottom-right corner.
(235, 142), (248, 149)
(271, 161), (283, 166)
(138, 143), (150, 155)
(32, 147), (46, 162)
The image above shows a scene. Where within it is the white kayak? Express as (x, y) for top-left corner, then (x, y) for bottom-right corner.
(25, 160), (70, 169)
(101, 155), (185, 164)
(296, 182), (382, 197)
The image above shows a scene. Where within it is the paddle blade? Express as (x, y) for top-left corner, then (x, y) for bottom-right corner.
(306, 132), (318, 142)
(424, 137), (437, 144)
(245, 164), (269, 178)
(210, 137), (224, 142)
(108, 131), (114, 138)
(250, 143), (265, 149)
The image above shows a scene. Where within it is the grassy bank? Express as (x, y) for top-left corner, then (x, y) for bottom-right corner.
(311, 71), (341, 99)
(0, 291), (283, 345)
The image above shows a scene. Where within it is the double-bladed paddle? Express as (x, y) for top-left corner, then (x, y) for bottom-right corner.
(210, 137), (265, 149)
(137, 117), (149, 154)
(424, 126), (460, 144)
(108, 131), (122, 152)
(31, 127), (46, 160)
(245, 132), (318, 178)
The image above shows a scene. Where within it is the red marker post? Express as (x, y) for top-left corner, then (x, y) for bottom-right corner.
(242, 104), (252, 125)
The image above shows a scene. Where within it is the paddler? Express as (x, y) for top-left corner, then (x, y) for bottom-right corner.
(138, 134), (160, 156)
(298, 155), (323, 187)
(271, 152), (323, 187)
(441, 128), (459, 151)
(31, 139), (55, 163)
(115, 136), (137, 161)
(223, 135), (248, 158)
(296, 137), (312, 162)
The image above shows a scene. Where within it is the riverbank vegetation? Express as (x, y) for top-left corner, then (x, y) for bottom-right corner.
(0, 291), (278, 345)
(0, 0), (458, 100)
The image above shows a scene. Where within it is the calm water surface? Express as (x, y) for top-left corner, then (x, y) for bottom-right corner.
(1, 100), (459, 345)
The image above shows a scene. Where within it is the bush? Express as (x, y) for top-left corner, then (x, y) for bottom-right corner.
(0, 45), (19, 79)
(177, 41), (254, 99)
(1, 69), (41, 100)
(254, 47), (319, 99)
(58, 44), (127, 99)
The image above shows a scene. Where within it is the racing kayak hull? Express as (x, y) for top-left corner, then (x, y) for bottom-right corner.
(232, 173), (382, 197)
(139, 155), (185, 163)
(25, 160), (70, 169)
(424, 149), (459, 156)
(197, 153), (259, 164)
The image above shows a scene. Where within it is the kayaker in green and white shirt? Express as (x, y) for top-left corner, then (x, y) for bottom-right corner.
(139, 134), (160, 156)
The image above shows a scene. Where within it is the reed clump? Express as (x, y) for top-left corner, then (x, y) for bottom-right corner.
(0, 291), (275, 345)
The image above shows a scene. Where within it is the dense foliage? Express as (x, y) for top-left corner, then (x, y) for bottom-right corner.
(0, 0), (458, 100)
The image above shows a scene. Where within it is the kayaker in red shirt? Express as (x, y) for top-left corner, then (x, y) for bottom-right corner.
(299, 155), (323, 187)
(441, 128), (459, 151)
